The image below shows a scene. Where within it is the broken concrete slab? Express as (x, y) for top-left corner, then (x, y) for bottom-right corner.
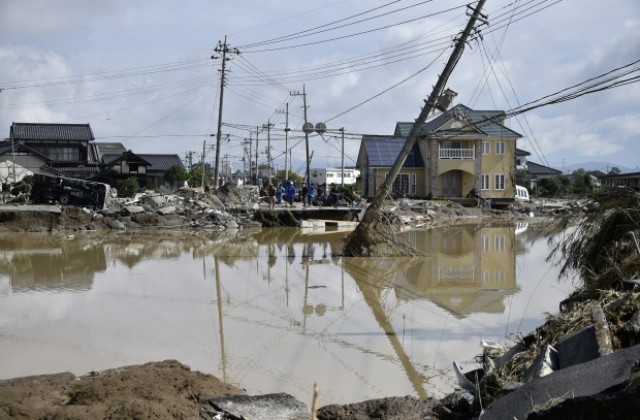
(123, 205), (145, 215)
(524, 344), (558, 382)
(480, 343), (640, 420)
(140, 195), (166, 209)
(208, 393), (308, 420)
(556, 325), (600, 369)
(108, 220), (125, 230)
(526, 387), (640, 420)
(157, 206), (177, 215)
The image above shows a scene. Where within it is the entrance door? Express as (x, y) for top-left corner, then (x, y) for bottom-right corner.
(441, 171), (461, 197)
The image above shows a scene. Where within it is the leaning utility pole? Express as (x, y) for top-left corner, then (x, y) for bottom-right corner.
(344, 0), (488, 256)
(212, 36), (239, 188)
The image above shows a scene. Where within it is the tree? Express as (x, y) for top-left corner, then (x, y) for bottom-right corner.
(571, 168), (593, 195)
(538, 175), (571, 197)
(272, 170), (303, 187)
(187, 162), (213, 188)
(608, 167), (621, 175)
(164, 164), (188, 188)
(117, 177), (139, 198)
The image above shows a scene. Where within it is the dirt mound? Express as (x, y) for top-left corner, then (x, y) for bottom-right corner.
(0, 360), (243, 419)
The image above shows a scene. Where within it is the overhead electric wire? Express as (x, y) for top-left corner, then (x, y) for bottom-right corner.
(230, 0), (350, 36)
(505, 59), (640, 118)
(325, 45), (449, 124)
(0, 58), (213, 91)
(0, 75), (215, 110)
(238, 0), (431, 49)
(119, 86), (213, 142)
(241, 3), (468, 53)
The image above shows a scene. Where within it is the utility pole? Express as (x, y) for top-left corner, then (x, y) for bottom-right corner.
(255, 126), (259, 185)
(340, 128), (345, 187)
(263, 120), (274, 185)
(302, 85), (311, 184)
(212, 36), (240, 189)
(345, 0), (488, 256)
(291, 87), (311, 183)
(276, 104), (291, 181)
(281, 103), (291, 182)
(201, 139), (206, 189)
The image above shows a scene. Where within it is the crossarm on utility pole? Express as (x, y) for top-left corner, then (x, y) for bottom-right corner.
(343, 0), (488, 257)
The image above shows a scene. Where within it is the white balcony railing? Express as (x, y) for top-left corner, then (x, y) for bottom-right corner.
(439, 148), (475, 159)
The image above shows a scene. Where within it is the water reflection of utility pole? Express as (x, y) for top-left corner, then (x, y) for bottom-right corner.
(214, 257), (227, 382)
(349, 264), (427, 398)
(341, 257), (345, 310)
(302, 262), (310, 333)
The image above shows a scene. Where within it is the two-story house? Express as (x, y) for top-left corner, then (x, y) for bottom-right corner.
(1, 123), (186, 190)
(357, 104), (522, 205)
(4, 122), (101, 179)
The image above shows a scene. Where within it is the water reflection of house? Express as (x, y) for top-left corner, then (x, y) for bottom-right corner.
(0, 236), (106, 292)
(405, 226), (517, 316)
(345, 226), (518, 318)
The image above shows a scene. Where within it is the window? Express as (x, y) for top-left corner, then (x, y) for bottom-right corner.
(482, 271), (490, 285)
(481, 174), (490, 190)
(392, 173), (415, 196)
(483, 142), (490, 155)
(494, 235), (505, 252)
(494, 174), (505, 190)
(496, 141), (506, 155)
(482, 235), (490, 251)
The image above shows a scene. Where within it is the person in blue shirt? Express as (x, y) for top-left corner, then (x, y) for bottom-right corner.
(285, 181), (296, 207)
(276, 183), (284, 204)
(308, 184), (316, 206)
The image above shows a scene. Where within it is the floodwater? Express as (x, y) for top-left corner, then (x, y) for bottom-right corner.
(0, 223), (575, 406)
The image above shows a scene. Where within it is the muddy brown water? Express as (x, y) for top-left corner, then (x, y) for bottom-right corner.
(0, 223), (573, 407)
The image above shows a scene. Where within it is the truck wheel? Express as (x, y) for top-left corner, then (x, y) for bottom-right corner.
(59, 195), (70, 205)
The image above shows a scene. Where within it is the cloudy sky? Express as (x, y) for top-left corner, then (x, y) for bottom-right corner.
(1, 0), (639, 175)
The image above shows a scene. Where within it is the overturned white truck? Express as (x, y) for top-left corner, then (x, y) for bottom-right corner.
(30, 174), (110, 210)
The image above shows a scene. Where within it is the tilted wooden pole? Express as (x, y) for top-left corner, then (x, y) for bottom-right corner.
(344, 0), (487, 256)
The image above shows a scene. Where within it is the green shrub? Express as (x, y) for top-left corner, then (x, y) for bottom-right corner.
(117, 177), (139, 198)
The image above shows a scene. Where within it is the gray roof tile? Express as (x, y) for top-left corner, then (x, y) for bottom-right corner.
(11, 123), (94, 141)
(137, 154), (185, 172)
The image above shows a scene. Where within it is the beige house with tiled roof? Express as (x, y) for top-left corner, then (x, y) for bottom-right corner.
(358, 104), (522, 205)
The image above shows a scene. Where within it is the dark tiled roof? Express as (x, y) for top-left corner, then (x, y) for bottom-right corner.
(137, 154), (185, 172)
(361, 136), (424, 167)
(95, 142), (127, 157)
(527, 161), (562, 176)
(102, 153), (124, 165)
(395, 104), (522, 139)
(51, 165), (101, 173)
(11, 123), (94, 141)
(102, 150), (152, 166)
(0, 141), (52, 161)
(516, 148), (531, 156)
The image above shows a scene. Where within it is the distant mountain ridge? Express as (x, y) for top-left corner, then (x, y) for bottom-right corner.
(561, 162), (634, 174)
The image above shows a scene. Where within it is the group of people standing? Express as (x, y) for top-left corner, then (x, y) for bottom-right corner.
(260, 181), (313, 208)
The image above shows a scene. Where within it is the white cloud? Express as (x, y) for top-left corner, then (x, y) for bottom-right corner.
(0, 0), (638, 170)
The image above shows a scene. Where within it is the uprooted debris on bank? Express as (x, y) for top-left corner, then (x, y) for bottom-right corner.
(438, 280), (640, 419)
(11, 183), (556, 233)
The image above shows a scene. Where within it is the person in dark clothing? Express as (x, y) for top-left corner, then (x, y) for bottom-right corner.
(301, 183), (309, 207)
(328, 183), (340, 207)
(267, 184), (276, 208)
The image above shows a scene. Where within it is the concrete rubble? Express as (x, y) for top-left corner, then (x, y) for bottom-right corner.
(439, 290), (640, 419)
